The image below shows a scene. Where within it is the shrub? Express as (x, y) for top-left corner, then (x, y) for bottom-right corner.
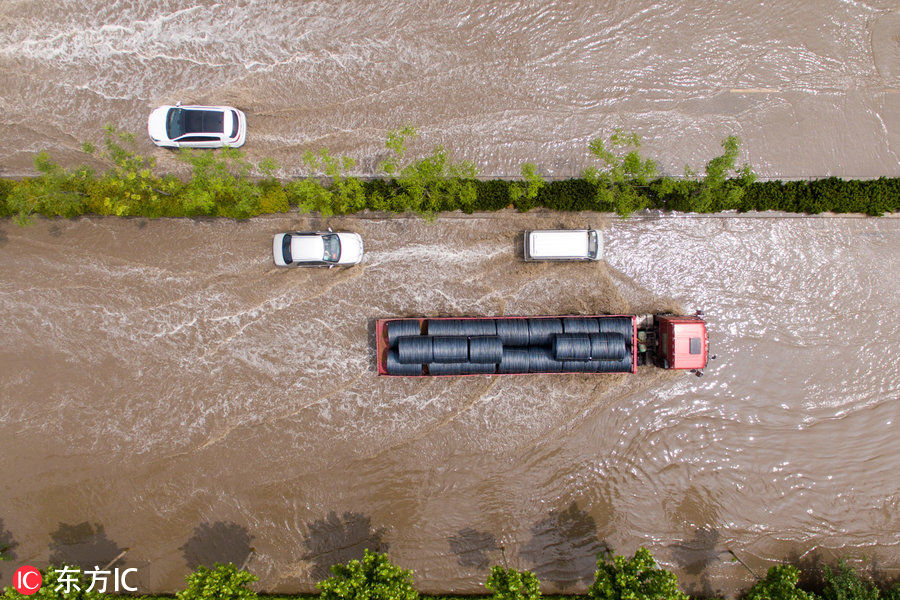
(744, 565), (817, 600)
(318, 549), (418, 600)
(509, 163), (546, 209)
(378, 126), (478, 217)
(588, 547), (688, 600)
(258, 184), (289, 214)
(2, 126), (897, 224)
(821, 561), (896, 600)
(176, 563), (258, 600)
(176, 147), (261, 218)
(582, 130), (658, 216)
(485, 566), (541, 600)
(300, 148), (366, 215)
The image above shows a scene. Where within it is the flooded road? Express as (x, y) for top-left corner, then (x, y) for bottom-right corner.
(0, 0), (899, 596)
(0, 1), (898, 178)
(0, 212), (897, 596)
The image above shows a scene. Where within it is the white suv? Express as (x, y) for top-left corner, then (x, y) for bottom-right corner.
(148, 103), (246, 148)
(272, 231), (364, 267)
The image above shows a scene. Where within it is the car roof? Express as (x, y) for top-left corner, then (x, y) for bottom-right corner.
(290, 235), (325, 261)
(529, 230), (590, 258)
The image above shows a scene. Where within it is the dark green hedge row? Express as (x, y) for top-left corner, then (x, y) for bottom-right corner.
(463, 177), (899, 216)
(372, 176), (900, 216)
(3, 174), (896, 222)
(740, 177), (900, 215)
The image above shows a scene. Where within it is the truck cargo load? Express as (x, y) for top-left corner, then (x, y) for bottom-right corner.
(376, 313), (707, 377)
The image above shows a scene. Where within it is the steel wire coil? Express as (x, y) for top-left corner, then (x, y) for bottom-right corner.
(562, 317), (600, 334)
(562, 360), (594, 372)
(496, 319), (530, 345)
(468, 336), (503, 363)
(396, 335), (433, 364)
(528, 346), (564, 372)
(593, 352), (632, 373)
(387, 319), (422, 346)
(552, 334), (592, 360)
(589, 333), (627, 360)
(597, 317), (633, 346)
(431, 336), (469, 362)
(498, 347), (530, 373)
(527, 318), (563, 346)
(386, 349), (424, 375)
(427, 319), (497, 337)
(428, 362), (496, 375)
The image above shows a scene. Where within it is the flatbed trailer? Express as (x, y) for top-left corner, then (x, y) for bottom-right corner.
(375, 313), (708, 377)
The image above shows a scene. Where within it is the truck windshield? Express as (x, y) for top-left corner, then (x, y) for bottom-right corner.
(588, 230), (599, 259)
(322, 234), (341, 262)
(166, 108), (184, 139)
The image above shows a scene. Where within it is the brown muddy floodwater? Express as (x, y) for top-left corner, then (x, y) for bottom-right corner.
(0, 212), (897, 596)
(0, 0), (899, 597)
(0, 1), (898, 178)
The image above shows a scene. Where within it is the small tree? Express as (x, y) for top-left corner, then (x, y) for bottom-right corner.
(378, 125), (478, 217)
(176, 563), (258, 600)
(318, 549), (418, 600)
(176, 147), (262, 217)
(298, 148), (366, 215)
(822, 561), (879, 600)
(656, 135), (756, 213)
(4, 152), (92, 224)
(582, 130), (658, 217)
(509, 163), (545, 211)
(485, 566), (541, 600)
(588, 547), (688, 600)
(744, 565), (816, 600)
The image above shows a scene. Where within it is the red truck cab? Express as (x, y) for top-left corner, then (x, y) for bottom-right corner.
(658, 315), (708, 370)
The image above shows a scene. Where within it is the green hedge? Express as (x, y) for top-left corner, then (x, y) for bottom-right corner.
(472, 177), (899, 216)
(5, 171), (895, 222)
(1, 127), (896, 224)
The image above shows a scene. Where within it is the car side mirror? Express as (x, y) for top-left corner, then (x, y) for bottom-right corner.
(176, 101), (182, 107)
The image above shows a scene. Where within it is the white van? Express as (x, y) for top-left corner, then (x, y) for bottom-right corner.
(524, 229), (602, 261)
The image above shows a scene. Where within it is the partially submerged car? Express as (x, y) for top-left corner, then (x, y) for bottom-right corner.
(524, 229), (602, 261)
(148, 103), (246, 148)
(273, 231), (364, 267)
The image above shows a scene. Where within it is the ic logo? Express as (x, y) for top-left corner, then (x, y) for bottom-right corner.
(13, 565), (42, 595)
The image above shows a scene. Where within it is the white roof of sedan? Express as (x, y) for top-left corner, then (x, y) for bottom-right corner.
(291, 235), (325, 261)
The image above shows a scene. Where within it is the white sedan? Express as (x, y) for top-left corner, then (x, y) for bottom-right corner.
(273, 231), (364, 267)
(148, 103), (246, 148)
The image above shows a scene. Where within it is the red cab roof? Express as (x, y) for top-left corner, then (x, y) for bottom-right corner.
(660, 316), (708, 370)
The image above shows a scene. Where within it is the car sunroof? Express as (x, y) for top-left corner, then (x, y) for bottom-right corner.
(183, 110), (224, 134)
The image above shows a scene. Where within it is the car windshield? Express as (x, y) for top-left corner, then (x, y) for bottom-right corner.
(282, 234), (292, 264)
(166, 108), (184, 139)
(588, 230), (599, 259)
(322, 234), (341, 262)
